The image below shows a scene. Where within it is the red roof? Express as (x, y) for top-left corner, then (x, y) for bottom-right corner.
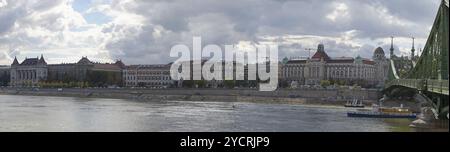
(327, 59), (354, 63)
(311, 51), (330, 60)
(363, 60), (376, 65)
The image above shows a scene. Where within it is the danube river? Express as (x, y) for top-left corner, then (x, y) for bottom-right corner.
(0, 95), (444, 132)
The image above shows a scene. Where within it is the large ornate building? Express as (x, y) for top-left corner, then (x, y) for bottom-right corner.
(10, 55), (124, 87)
(281, 44), (389, 88)
(48, 57), (124, 84)
(10, 55), (48, 87)
(7, 44), (393, 88)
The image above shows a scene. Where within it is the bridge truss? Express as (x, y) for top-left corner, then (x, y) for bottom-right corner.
(385, 0), (449, 119)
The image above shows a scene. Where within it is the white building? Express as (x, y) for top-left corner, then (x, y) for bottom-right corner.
(281, 44), (389, 87)
(123, 64), (173, 88)
(10, 55), (48, 87)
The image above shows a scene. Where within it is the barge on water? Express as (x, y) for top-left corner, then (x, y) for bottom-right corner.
(347, 104), (417, 119)
(347, 112), (417, 118)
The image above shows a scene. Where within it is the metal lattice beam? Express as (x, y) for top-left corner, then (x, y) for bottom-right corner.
(385, 0), (449, 96)
(407, 0), (449, 80)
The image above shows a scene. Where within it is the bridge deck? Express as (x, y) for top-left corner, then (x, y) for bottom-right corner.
(386, 79), (449, 95)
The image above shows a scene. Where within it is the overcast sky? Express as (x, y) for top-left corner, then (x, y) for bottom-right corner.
(0, 0), (441, 65)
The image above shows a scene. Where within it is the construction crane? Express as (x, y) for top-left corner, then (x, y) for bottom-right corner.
(304, 48), (315, 59)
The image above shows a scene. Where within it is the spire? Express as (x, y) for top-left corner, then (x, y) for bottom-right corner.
(38, 54), (47, 64)
(12, 56), (19, 65)
(390, 36), (394, 58)
(411, 37), (415, 60)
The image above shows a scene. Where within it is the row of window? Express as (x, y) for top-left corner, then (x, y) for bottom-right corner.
(12, 70), (47, 80)
(125, 76), (171, 81)
(282, 67), (376, 79)
(126, 82), (171, 86)
(124, 71), (170, 75)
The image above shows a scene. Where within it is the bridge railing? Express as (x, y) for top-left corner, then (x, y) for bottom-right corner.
(386, 79), (424, 90)
(427, 79), (449, 95)
(386, 79), (449, 95)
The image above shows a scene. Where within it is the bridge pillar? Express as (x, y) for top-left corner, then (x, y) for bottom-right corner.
(411, 93), (438, 128)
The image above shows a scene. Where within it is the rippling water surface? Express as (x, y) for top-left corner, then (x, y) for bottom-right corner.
(0, 95), (443, 132)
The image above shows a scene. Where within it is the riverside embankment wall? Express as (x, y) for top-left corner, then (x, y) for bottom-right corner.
(0, 88), (381, 103)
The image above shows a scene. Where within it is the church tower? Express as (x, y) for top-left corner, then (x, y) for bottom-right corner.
(411, 37), (416, 60)
(390, 36), (395, 58)
(373, 46), (389, 87)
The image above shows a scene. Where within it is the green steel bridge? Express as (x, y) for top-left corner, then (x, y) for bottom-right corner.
(384, 0), (449, 119)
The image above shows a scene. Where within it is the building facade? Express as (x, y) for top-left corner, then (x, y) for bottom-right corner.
(10, 56), (124, 87)
(171, 60), (251, 88)
(10, 55), (48, 87)
(48, 57), (124, 86)
(123, 64), (173, 88)
(7, 44), (391, 88)
(373, 47), (390, 86)
(47, 57), (96, 82)
(281, 44), (389, 88)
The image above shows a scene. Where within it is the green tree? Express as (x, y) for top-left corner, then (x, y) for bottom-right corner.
(138, 82), (146, 87)
(182, 80), (194, 88)
(320, 80), (331, 87)
(224, 80), (236, 89)
(195, 80), (207, 88)
(279, 80), (289, 88)
(0, 73), (10, 86)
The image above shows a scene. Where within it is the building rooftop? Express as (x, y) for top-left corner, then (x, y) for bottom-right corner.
(77, 57), (93, 64)
(289, 44), (380, 65)
(0, 66), (10, 70)
(21, 58), (40, 65)
(311, 50), (330, 60)
(374, 47), (385, 55)
(327, 59), (354, 64)
(286, 59), (307, 64)
(92, 64), (122, 71)
(311, 43), (331, 60)
(125, 64), (171, 70)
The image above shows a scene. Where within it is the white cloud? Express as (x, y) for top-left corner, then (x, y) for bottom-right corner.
(0, 0), (441, 65)
(0, 0), (112, 64)
(327, 2), (350, 22)
(0, 0), (7, 8)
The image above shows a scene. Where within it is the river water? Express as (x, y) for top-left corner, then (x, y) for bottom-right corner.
(0, 95), (446, 132)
